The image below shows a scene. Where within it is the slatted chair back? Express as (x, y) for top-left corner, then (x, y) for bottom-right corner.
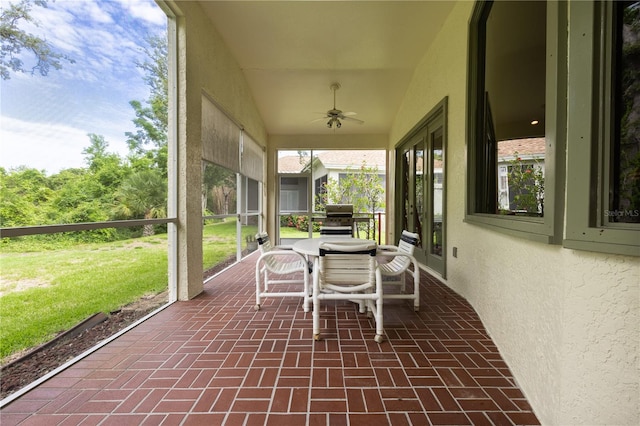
(384, 230), (419, 272)
(256, 232), (274, 252)
(256, 232), (283, 273)
(313, 241), (384, 343)
(318, 242), (377, 290)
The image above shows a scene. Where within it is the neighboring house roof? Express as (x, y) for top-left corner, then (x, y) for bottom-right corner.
(498, 138), (545, 159)
(278, 150), (386, 173)
(315, 150), (386, 170)
(278, 155), (309, 173)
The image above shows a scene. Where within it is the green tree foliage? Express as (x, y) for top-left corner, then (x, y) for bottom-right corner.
(202, 162), (236, 215)
(126, 34), (168, 176)
(82, 133), (127, 191)
(507, 153), (544, 215)
(319, 162), (385, 214)
(0, 166), (52, 226)
(47, 168), (110, 224)
(113, 170), (166, 236)
(0, 0), (74, 80)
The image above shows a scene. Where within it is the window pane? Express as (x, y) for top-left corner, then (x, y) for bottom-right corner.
(202, 161), (238, 276)
(279, 176), (309, 212)
(415, 146), (425, 242)
(611, 1), (640, 223)
(202, 161), (237, 216)
(431, 130), (443, 256)
(277, 149), (385, 244)
(497, 138), (545, 215)
(482, 0), (546, 215)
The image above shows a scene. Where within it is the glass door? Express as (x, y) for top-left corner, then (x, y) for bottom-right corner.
(396, 101), (446, 276)
(427, 127), (445, 274)
(400, 134), (426, 260)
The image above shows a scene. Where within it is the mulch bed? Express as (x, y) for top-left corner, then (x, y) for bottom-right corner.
(0, 298), (166, 401)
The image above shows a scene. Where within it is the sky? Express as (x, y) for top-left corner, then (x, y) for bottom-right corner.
(0, 0), (167, 174)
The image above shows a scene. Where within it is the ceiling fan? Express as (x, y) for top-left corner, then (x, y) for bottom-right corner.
(313, 83), (364, 129)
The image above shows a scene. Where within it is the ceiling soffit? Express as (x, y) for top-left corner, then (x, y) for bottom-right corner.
(200, 1), (455, 135)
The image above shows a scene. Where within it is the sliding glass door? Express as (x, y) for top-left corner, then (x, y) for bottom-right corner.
(397, 100), (446, 277)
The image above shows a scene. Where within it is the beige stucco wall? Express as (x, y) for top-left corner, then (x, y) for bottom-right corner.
(171, 1), (267, 300)
(389, 2), (639, 425)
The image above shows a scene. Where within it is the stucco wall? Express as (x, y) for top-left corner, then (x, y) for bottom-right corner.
(172, 1), (267, 300)
(390, 2), (639, 425)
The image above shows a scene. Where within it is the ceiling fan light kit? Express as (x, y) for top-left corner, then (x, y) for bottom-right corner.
(317, 82), (364, 129)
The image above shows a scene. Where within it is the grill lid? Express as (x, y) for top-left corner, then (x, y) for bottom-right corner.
(325, 204), (353, 217)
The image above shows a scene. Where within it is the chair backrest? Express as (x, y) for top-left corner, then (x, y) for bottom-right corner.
(380, 230), (419, 273)
(256, 232), (274, 253)
(398, 230), (419, 255)
(318, 242), (377, 286)
(320, 226), (353, 237)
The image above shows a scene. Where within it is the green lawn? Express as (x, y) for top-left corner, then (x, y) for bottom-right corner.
(0, 219), (250, 362)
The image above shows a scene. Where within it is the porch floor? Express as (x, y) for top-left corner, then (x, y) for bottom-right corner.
(1, 254), (540, 425)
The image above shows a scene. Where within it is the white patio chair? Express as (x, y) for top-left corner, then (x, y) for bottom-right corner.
(312, 241), (384, 343)
(255, 232), (311, 312)
(377, 230), (420, 312)
(319, 225), (353, 237)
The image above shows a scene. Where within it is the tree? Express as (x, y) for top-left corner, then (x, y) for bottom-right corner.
(0, 0), (74, 80)
(47, 168), (110, 224)
(317, 162), (385, 239)
(113, 170), (167, 237)
(0, 166), (52, 226)
(82, 134), (127, 191)
(202, 162), (236, 215)
(126, 34), (168, 176)
(506, 153), (544, 215)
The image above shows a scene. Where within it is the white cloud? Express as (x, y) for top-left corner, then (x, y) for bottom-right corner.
(115, 0), (167, 27)
(0, 116), (129, 174)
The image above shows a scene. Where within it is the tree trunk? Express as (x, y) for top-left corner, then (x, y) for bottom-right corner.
(143, 211), (155, 237)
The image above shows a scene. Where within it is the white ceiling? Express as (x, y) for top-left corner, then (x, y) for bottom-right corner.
(199, 1), (455, 135)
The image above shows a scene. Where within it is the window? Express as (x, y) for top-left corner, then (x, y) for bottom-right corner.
(277, 150), (386, 244)
(466, 0), (565, 243)
(611, 2), (640, 226)
(564, 1), (640, 256)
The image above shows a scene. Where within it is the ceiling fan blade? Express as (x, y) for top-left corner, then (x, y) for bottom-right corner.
(341, 116), (364, 124)
(342, 111), (358, 117)
(310, 117), (328, 124)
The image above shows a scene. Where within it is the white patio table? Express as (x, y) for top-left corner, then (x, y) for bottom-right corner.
(292, 237), (373, 257)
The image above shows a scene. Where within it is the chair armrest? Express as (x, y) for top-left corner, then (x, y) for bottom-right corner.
(376, 251), (414, 260)
(274, 245), (293, 250)
(258, 249), (313, 273)
(259, 249), (304, 260)
(376, 251), (419, 271)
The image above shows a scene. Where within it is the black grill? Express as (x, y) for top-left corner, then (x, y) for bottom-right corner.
(324, 204), (354, 227)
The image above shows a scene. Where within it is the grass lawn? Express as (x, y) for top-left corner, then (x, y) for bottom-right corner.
(0, 235), (169, 361)
(0, 219), (251, 362)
